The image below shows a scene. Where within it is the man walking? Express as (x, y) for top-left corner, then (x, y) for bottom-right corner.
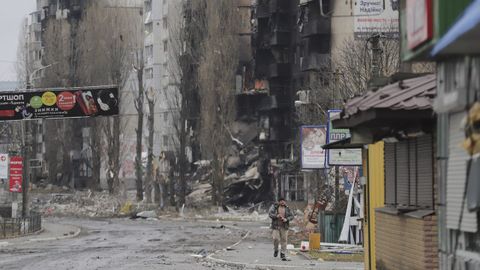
(269, 197), (294, 261)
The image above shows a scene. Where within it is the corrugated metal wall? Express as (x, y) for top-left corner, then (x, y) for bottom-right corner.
(364, 142), (385, 270)
(384, 143), (396, 206)
(396, 141), (409, 207)
(417, 135), (434, 208)
(318, 212), (345, 243)
(446, 112), (477, 232)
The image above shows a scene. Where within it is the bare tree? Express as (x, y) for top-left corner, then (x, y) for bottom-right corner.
(76, 1), (142, 192)
(297, 37), (401, 125)
(165, 0), (206, 206)
(40, 16), (76, 186)
(133, 48), (145, 202)
(333, 37), (400, 100)
(197, 0), (240, 205)
(144, 89), (155, 203)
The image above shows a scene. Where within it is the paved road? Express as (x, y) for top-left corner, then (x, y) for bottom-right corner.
(0, 217), (363, 270)
(0, 217), (245, 270)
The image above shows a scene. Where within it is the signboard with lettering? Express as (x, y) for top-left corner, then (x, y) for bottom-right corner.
(354, 0), (399, 39)
(406, 0), (433, 49)
(0, 154), (8, 179)
(327, 110), (362, 166)
(301, 126), (327, 169)
(0, 86), (118, 121)
(9, 156), (22, 193)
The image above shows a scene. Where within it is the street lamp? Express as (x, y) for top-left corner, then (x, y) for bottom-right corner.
(27, 63), (56, 88)
(21, 63), (55, 217)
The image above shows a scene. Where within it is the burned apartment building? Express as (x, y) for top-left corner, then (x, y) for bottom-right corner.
(26, 0), (143, 189)
(22, 0), (89, 190)
(232, 0), (332, 203)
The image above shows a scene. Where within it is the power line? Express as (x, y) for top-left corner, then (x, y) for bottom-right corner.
(0, 60), (19, 63)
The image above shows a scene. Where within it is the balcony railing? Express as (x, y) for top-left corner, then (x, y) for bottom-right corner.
(301, 18), (331, 37)
(300, 53), (330, 72)
(268, 63), (291, 78)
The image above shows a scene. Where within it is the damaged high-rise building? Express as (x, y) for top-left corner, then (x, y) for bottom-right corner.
(235, 0), (334, 203)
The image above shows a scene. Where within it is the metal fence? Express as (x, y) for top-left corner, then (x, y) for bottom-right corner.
(318, 212), (345, 243)
(0, 212), (42, 239)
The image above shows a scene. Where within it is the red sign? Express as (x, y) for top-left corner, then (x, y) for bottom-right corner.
(407, 0), (433, 49)
(9, 156), (23, 193)
(57, 91), (76, 111)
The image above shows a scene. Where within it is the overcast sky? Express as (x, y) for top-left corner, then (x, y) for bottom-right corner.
(0, 1), (36, 82)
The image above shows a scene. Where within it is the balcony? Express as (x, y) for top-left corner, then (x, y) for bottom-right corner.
(301, 18), (331, 37)
(270, 31), (291, 46)
(300, 53), (330, 72)
(268, 63), (291, 78)
(144, 33), (153, 46)
(256, 0), (270, 18)
(269, 0), (291, 14)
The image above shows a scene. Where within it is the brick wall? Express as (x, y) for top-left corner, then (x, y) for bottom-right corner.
(376, 211), (438, 270)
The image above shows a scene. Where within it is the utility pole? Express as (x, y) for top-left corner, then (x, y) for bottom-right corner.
(21, 122), (29, 218)
(367, 33), (388, 90)
(334, 165), (340, 236)
(21, 62), (55, 218)
(22, 24), (30, 218)
(370, 34), (382, 80)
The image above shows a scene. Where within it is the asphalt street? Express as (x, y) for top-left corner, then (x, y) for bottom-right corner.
(0, 217), (363, 270)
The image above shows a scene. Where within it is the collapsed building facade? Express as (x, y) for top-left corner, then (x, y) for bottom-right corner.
(219, 0), (335, 205)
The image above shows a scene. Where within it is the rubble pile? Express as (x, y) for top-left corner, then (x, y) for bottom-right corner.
(211, 205), (269, 222)
(187, 126), (273, 207)
(33, 190), (124, 218)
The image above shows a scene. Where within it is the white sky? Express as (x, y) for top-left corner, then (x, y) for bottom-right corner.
(0, 1), (36, 82)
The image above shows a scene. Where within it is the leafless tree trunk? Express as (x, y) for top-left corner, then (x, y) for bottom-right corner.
(145, 91), (155, 203)
(134, 51), (145, 202)
(197, 0), (240, 205)
(163, 0), (207, 206)
(76, 1), (142, 192)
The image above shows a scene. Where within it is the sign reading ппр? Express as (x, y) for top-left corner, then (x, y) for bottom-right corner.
(0, 86), (118, 121)
(327, 110), (362, 166)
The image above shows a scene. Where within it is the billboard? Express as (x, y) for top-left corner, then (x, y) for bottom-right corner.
(354, 0), (399, 38)
(327, 110), (362, 166)
(406, 0), (433, 49)
(0, 86), (118, 121)
(9, 156), (22, 193)
(301, 126), (327, 169)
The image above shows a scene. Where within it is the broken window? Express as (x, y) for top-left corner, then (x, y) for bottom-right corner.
(145, 45), (153, 60)
(163, 17), (168, 29)
(163, 135), (169, 147)
(281, 174), (305, 201)
(163, 40), (168, 52)
(145, 68), (153, 79)
(145, 22), (153, 35)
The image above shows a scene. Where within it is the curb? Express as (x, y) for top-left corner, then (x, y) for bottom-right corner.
(204, 226), (362, 270)
(28, 226), (81, 242)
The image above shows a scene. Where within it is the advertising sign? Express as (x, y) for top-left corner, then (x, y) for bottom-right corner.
(354, 0), (399, 39)
(9, 156), (22, 193)
(301, 126), (327, 169)
(0, 86), (118, 121)
(406, 0), (433, 49)
(0, 154), (8, 179)
(327, 110), (362, 166)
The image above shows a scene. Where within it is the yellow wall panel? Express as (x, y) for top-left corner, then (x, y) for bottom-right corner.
(364, 142), (385, 270)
